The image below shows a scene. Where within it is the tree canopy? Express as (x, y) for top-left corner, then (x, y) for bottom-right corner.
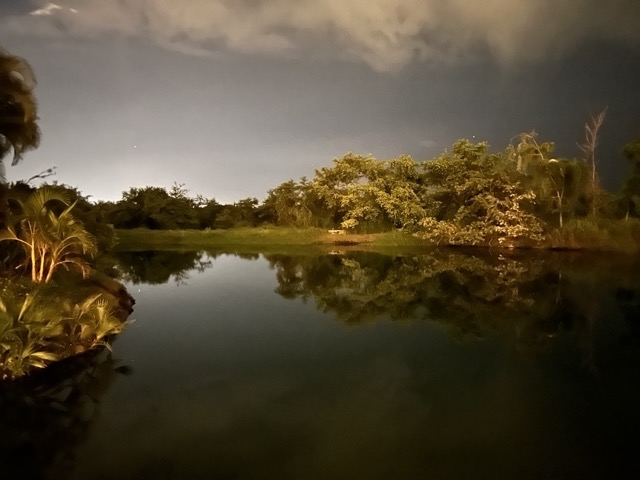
(0, 48), (40, 181)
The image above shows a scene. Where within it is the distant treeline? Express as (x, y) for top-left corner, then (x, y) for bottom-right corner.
(3, 132), (640, 249)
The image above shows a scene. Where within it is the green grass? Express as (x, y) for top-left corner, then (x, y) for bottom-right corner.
(112, 220), (640, 254)
(544, 217), (640, 253)
(112, 227), (432, 253)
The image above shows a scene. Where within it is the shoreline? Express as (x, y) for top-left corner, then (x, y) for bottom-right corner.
(112, 226), (640, 254)
(0, 272), (134, 381)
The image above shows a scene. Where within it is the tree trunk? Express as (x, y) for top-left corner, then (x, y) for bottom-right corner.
(556, 191), (564, 229)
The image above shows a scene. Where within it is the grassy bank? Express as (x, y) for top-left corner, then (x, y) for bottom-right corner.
(113, 219), (640, 254)
(544, 218), (640, 253)
(113, 227), (432, 253)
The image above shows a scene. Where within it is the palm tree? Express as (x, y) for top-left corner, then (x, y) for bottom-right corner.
(0, 187), (97, 283)
(0, 48), (41, 183)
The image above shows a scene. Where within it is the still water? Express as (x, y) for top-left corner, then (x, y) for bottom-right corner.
(2, 249), (640, 479)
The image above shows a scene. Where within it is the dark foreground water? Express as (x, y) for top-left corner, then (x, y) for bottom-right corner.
(2, 249), (640, 479)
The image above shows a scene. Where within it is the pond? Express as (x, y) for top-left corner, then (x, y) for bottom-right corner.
(2, 248), (640, 479)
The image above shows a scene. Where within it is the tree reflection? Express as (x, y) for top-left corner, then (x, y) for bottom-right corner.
(266, 251), (543, 326)
(0, 348), (130, 479)
(113, 250), (213, 285)
(104, 247), (640, 369)
(265, 250), (640, 356)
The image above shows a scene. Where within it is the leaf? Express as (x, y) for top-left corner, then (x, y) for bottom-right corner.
(29, 350), (59, 361)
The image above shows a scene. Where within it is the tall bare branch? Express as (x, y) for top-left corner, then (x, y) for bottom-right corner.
(577, 108), (607, 214)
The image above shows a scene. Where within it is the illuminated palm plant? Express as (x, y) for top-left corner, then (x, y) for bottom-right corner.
(0, 294), (65, 379)
(64, 293), (126, 349)
(0, 187), (97, 283)
(0, 289), (127, 380)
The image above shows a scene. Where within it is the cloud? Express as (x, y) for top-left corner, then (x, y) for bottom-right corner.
(8, 0), (640, 71)
(30, 2), (62, 16)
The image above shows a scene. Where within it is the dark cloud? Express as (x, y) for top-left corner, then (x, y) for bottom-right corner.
(0, 0), (41, 15)
(2, 1), (640, 71)
(1, 2), (638, 201)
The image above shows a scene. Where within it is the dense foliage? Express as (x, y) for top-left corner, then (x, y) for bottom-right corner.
(0, 282), (125, 380)
(0, 187), (97, 282)
(0, 48), (40, 180)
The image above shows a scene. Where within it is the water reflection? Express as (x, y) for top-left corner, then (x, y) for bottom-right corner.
(0, 348), (130, 479)
(13, 248), (636, 479)
(111, 251), (262, 285)
(108, 249), (640, 357)
(106, 248), (640, 373)
(265, 250), (640, 355)
(113, 250), (214, 285)
(266, 251), (546, 324)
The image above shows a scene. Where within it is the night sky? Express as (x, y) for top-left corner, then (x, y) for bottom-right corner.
(1, 0), (640, 203)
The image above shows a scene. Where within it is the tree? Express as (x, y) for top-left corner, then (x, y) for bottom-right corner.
(212, 198), (259, 229)
(196, 197), (224, 229)
(168, 182), (190, 201)
(262, 179), (313, 227)
(0, 187), (97, 283)
(18, 182), (117, 251)
(420, 139), (544, 246)
(0, 48), (40, 182)
(110, 186), (199, 230)
(309, 153), (427, 231)
(506, 132), (590, 227)
(621, 136), (640, 219)
(542, 159), (589, 228)
(507, 131), (555, 175)
(372, 155), (427, 230)
(311, 153), (386, 230)
(577, 108), (607, 215)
